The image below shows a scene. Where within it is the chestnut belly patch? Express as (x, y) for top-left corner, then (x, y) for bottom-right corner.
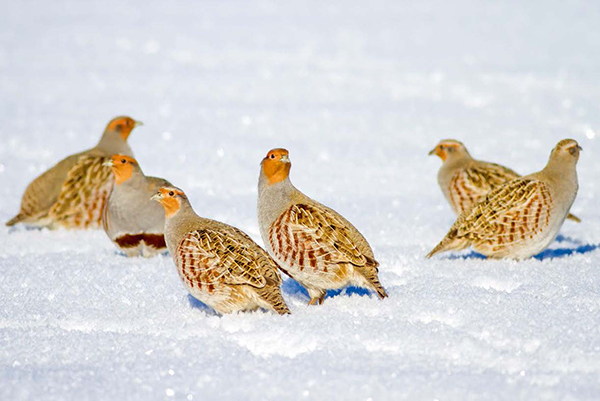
(115, 234), (166, 249)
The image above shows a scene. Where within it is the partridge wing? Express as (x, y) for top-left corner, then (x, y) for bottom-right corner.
(455, 178), (553, 248)
(47, 155), (113, 228)
(269, 203), (367, 269)
(176, 229), (267, 288)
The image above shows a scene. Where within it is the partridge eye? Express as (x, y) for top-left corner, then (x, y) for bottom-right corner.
(168, 191), (174, 196)
(121, 159), (126, 163)
(270, 154), (275, 159)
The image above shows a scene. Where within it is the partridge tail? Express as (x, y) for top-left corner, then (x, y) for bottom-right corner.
(369, 277), (388, 299)
(426, 230), (470, 259)
(359, 259), (388, 299)
(259, 287), (291, 315)
(6, 212), (26, 227)
(566, 213), (581, 223)
(272, 300), (291, 315)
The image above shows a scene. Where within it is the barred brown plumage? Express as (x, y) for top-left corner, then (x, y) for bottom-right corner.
(269, 204), (368, 273)
(177, 230), (268, 287)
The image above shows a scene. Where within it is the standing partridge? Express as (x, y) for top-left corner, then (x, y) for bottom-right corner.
(6, 116), (143, 229)
(427, 139), (581, 260)
(257, 148), (388, 305)
(103, 155), (171, 257)
(429, 139), (580, 222)
(153, 186), (290, 315)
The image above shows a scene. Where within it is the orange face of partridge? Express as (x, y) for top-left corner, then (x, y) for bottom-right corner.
(152, 187), (185, 218)
(262, 148), (291, 184)
(429, 140), (465, 161)
(106, 117), (141, 140)
(109, 155), (138, 185)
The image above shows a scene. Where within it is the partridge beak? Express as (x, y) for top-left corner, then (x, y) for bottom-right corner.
(280, 155), (290, 163)
(428, 148), (436, 156)
(134, 120), (144, 128)
(578, 145), (583, 151)
(103, 159), (114, 167)
(150, 192), (161, 202)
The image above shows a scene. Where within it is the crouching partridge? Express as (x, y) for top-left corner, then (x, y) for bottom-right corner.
(427, 139), (581, 260)
(153, 186), (290, 315)
(257, 148), (388, 305)
(429, 139), (580, 222)
(103, 155), (171, 257)
(6, 116), (143, 229)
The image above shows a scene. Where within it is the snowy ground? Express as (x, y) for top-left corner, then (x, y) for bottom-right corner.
(1, 0), (600, 400)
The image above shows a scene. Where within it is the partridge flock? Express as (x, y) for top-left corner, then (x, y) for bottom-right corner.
(5, 116), (584, 315)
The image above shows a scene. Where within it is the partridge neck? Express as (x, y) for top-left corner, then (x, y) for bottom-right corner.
(164, 200), (203, 250)
(258, 172), (296, 200)
(446, 150), (473, 166)
(96, 132), (134, 157)
(440, 152), (473, 178)
(258, 172), (297, 224)
(116, 170), (147, 190)
(542, 157), (577, 180)
(540, 157), (579, 203)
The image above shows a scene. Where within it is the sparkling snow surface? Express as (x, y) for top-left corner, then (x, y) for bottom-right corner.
(1, 1), (600, 400)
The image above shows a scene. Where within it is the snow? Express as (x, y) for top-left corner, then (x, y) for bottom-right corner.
(1, 0), (600, 399)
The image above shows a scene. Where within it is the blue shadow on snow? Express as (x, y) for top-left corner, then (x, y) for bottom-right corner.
(440, 234), (599, 261)
(187, 294), (219, 316)
(187, 282), (371, 310)
(534, 243), (598, 261)
(446, 251), (487, 260)
(281, 278), (371, 302)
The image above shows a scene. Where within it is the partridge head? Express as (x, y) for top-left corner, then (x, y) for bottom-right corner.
(104, 154), (142, 185)
(104, 116), (143, 141)
(261, 148), (291, 184)
(429, 139), (471, 162)
(546, 138), (582, 168)
(151, 186), (188, 218)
